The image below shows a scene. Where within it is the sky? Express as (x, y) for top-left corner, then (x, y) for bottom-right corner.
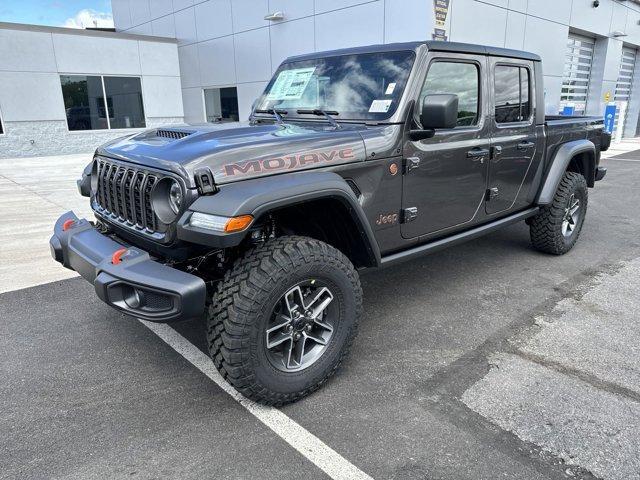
(0, 0), (113, 29)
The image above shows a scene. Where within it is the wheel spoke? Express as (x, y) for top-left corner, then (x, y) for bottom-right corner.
(266, 314), (291, 334)
(569, 204), (580, 216)
(267, 331), (293, 349)
(285, 337), (295, 369)
(284, 286), (304, 317)
(304, 287), (333, 319)
(286, 336), (306, 369)
(314, 318), (334, 333)
(303, 331), (327, 346)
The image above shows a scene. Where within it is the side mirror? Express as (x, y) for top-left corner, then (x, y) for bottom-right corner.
(420, 94), (459, 130)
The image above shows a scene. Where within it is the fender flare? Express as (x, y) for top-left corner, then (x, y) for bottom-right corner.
(536, 140), (595, 205)
(177, 171), (381, 267)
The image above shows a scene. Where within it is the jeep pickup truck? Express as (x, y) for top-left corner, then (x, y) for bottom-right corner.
(51, 41), (609, 405)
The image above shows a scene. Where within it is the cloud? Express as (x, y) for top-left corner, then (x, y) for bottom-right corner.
(63, 9), (114, 29)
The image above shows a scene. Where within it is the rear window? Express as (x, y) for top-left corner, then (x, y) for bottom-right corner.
(494, 65), (531, 123)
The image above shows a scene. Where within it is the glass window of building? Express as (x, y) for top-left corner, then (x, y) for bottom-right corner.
(103, 77), (146, 129)
(60, 75), (145, 130)
(61, 75), (109, 131)
(204, 87), (239, 123)
(419, 61), (480, 127)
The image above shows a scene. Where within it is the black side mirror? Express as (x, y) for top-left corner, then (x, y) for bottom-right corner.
(421, 94), (459, 130)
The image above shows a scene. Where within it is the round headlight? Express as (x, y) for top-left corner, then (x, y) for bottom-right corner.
(151, 177), (184, 224)
(169, 181), (183, 214)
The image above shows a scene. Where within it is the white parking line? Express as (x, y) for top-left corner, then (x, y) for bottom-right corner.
(140, 319), (374, 480)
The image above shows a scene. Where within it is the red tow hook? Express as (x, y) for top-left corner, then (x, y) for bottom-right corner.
(62, 219), (76, 231)
(111, 248), (128, 265)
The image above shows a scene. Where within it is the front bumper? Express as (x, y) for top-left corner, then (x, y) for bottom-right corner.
(50, 211), (206, 322)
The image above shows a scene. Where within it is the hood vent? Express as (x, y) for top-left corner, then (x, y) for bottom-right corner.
(156, 129), (192, 140)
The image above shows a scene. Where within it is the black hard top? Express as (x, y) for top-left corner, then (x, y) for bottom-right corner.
(287, 40), (541, 62)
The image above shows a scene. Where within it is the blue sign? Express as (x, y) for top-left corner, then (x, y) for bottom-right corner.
(561, 105), (575, 116)
(604, 103), (617, 134)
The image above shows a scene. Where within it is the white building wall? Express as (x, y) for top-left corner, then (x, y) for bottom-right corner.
(0, 23), (185, 158)
(113, 0), (640, 134)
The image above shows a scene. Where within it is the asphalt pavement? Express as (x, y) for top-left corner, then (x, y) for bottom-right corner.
(2, 152), (640, 479)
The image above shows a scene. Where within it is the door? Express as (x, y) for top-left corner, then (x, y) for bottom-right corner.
(401, 54), (490, 239)
(560, 33), (595, 115)
(486, 60), (537, 215)
(614, 46), (636, 137)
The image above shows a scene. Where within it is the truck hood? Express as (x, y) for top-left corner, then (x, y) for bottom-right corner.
(97, 122), (367, 188)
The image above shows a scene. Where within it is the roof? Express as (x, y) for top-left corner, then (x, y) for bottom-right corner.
(286, 40), (541, 62)
(0, 21), (177, 43)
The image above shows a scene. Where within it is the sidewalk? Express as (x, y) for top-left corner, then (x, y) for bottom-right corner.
(600, 136), (640, 159)
(0, 154), (92, 293)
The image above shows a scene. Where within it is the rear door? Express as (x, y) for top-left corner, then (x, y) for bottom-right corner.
(401, 53), (490, 239)
(486, 59), (537, 215)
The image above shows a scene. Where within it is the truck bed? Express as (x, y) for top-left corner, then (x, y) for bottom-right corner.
(542, 115), (608, 184)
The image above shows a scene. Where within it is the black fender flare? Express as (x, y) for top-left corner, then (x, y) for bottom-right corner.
(177, 171), (381, 267)
(536, 139), (595, 205)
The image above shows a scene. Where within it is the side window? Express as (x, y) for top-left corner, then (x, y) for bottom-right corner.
(495, 65), (531, 124)
(418, 61), (479, 127)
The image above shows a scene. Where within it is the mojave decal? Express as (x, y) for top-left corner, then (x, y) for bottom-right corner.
(223, 148), (356, 177)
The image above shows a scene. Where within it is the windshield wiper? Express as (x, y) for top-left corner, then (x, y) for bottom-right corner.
(255, 108), (288, 125)
(296, 109), (341, 129)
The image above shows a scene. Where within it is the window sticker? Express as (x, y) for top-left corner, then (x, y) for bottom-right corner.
(266, 67), (317, 101)
(385, 82), (396, 95)
(369, 99), (393, 113)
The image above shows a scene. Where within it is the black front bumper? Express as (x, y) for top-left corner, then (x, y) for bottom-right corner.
(50, 212), (206, 322)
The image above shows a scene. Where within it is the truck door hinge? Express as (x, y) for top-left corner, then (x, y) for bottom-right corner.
(486, 187), (499, 200)
(404, 157), (420, 174)
(401, 207), (418, 223)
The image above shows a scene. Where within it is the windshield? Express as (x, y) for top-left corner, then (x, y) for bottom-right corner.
(254, 50), (416, 121)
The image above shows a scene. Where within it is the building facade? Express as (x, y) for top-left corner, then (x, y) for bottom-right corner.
(3, 0), (640, 158)
(112, 0), (640, 139)
(0, 22), (184, 158)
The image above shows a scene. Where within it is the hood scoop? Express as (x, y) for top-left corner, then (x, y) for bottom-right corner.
(155, 129), (193, 140)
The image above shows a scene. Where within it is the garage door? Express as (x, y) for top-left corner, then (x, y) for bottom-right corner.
(614, 46), (636, 137)
(560, 33), (595, 115)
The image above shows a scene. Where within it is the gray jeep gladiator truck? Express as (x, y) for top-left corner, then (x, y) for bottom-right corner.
(51, 41), (609, 405)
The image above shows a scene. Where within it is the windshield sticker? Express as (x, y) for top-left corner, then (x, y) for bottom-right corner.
(266, 67), (316, 101)
(369, 99), (393, 113)
(385, 83), (396, 95)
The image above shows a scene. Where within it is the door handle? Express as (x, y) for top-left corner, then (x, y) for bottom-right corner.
(467, 148), (490, 159)
(517, 141), (535, 150)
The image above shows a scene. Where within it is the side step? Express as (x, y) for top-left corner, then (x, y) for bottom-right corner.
(380, 207), (540, 268)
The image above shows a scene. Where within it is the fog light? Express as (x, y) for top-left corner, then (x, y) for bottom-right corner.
(189, 212), (253, 233)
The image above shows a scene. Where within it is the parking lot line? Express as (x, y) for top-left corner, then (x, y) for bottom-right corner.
(140, 319), (374, 480)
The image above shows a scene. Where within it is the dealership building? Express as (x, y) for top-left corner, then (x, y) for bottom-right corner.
(3, 0), (640, 158)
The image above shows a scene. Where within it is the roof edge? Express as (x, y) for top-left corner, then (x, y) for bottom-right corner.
(283, 40), (541, 64)
(0, 21), (178, 44)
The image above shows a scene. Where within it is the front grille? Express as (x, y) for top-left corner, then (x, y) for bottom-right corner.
(95, 158), (158, 232)
(156, 129), (191, 140)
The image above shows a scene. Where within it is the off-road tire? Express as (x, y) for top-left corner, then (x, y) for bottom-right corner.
(207, 235), (362, 406)
(530, 171), (588, 255)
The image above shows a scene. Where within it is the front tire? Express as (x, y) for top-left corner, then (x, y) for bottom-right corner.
(530, 171), (588, 255)
(207, 236), (362, 406)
